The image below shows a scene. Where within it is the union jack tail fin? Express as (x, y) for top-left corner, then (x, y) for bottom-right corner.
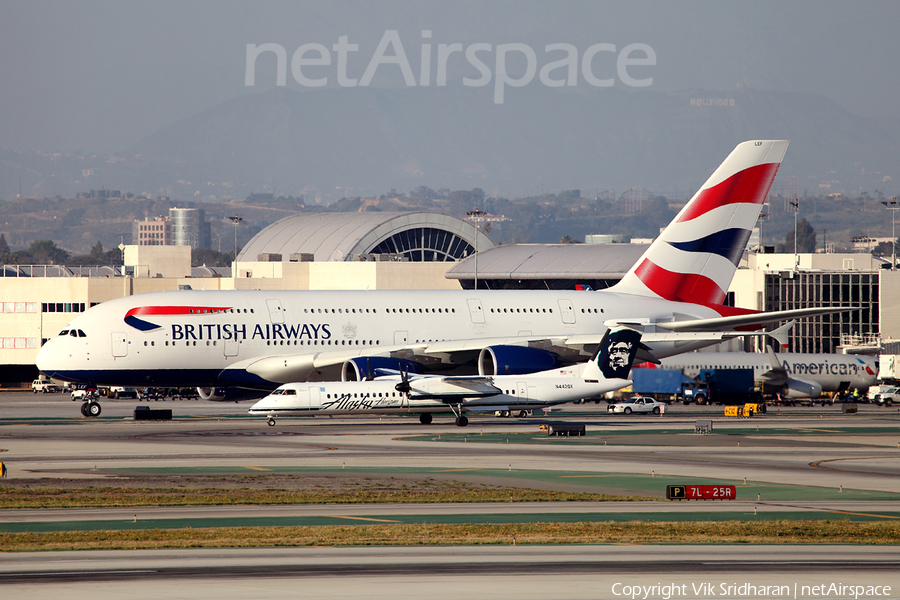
(612, 140), (789, 305)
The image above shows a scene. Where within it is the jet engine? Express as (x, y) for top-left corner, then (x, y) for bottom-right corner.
(782, 378), (823, 399)
(197, 387), (228, 401)
(478, 345), (558, 376)
(341, 357), (421, 381)
(197, 387), (268, 402)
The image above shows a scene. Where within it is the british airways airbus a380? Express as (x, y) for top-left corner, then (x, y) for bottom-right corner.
(37, 140), (842, 416)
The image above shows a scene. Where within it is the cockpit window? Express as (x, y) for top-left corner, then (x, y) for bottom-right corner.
(69, 330), (78, 337)
(77, 330), (86, 337)
(283, 389), (297, 395)
(271, 389), (284, 395)
(58, 330), (69, 336)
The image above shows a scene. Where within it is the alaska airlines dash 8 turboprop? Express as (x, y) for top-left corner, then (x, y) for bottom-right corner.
(38, 140), (845, 416)
(249, 327), (643, 427)
(656, 347), (878, 400)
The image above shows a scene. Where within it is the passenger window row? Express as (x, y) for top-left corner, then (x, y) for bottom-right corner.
(489, 307), (553, 314)
(326, 391), (400, 399)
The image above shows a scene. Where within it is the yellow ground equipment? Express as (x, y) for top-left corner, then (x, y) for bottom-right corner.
(725, 403), (763, 417)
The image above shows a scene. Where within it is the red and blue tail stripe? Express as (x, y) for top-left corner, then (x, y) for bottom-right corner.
(613, 140), (789, 306)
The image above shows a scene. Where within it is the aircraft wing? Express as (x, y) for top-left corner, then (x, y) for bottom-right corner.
(231, 325), (797, 385)
(648, 307), (850, 333)
(408, 376), (502, 400)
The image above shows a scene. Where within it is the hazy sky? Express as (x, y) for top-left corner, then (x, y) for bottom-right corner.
(2, 0), (898, 154)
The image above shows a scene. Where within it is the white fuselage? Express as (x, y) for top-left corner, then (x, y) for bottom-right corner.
(659, 352), (878, 392)
(36, 288), (723, 388)
(248, 365), (628, 418)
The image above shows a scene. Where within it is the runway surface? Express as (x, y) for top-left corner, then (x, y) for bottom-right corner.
(2, 393), (900, 599)
(2, 546), (899, 599)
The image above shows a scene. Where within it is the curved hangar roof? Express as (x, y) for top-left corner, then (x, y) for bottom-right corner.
(238, 212), (495, 262)
(445, 243), (650, 280)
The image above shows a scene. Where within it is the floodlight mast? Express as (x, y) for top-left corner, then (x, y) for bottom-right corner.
(229, 215), (243, 264)
(466, 208), (486, 290)
(882, 199), (899, 270)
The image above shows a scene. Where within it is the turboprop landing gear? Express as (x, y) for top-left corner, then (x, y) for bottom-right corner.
(419, 413), (433, 425)
(81, 401), (101, 417)
(267, 417), (276, 427)
(447, 403), (468, 427)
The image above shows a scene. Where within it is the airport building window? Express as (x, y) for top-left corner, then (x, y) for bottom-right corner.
(2, 337), (38, 349)
(764, 271), (878, 353)
(41, 302), (85, 313)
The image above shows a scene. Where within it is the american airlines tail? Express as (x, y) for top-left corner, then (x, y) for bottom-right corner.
(612, 140), (789, 306)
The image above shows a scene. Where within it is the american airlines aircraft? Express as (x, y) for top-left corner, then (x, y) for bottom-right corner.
(249, 327), (642, 427)
(37, 140), (842, 416)
(657, 347), (878, 399)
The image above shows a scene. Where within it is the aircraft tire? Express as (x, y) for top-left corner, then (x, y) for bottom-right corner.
(456, 415), (468, 427)
(80, 402), (89, 416)
(87, 402), (101, 417)
(267, 418), (276, 427)
(419, 413), (432, 425)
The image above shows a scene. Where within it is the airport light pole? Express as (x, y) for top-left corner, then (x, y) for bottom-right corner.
(229, 215), (242, 265)
(789, 199), (799, 270)
(881, 198), (899, 270)
(757, 210), (769, 252)
(466, 208), (486, 290)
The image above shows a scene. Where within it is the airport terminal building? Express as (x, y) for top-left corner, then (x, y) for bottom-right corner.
(1, 210), (897, 381)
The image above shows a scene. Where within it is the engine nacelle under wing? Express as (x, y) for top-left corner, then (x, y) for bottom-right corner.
(198, 387), (227, 401)
(783, 377), (823, 399)
(478, 345), (558, 376)
(341, 357), (421, 381)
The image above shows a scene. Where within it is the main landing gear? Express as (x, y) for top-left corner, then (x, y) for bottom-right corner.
(80, 401), (101, 417)
(445, 403), (469, 427)
(267, 417), (276, 427)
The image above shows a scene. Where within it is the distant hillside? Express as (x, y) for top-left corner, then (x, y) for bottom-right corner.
(2, 87), (898, 205)
(123, 86), (900, 201)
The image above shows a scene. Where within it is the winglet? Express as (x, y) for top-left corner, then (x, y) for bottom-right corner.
(768, 320), (795, 348)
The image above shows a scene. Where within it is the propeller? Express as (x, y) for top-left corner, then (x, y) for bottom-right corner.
(395, 367), (411, 394)
(364, 358), (374, 381)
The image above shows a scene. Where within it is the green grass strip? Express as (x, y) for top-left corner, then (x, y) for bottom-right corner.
(3, 520), (899, 552)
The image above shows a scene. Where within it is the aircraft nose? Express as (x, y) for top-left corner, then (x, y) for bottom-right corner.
(35, 339), (60, 375)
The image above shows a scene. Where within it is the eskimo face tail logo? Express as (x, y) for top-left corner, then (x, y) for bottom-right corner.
(597, 328), (642, 380)
(125, 306), (233, 332)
